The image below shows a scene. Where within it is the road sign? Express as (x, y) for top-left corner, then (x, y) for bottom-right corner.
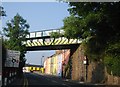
(5, 50), (20, 67)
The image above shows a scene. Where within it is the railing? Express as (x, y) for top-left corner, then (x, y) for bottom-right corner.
(26, 29), (64, 38)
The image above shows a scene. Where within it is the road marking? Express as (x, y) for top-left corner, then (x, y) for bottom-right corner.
(62, 83), (66, 85)
(23, 78), (25, 87)
(26, 78), (28, 87)
(23, 77), (28, 87)
(52, 80), (58, 83)
(62, 83), (71, 87)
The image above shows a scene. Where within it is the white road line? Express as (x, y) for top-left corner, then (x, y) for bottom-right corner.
(62, 83), (66, 85)
(23, 78), (25, 87)
(52, 80), (58, 83)
(62, 83), (71, 87)
(23, 77), (28, 87)
(26, 78), (28, 87)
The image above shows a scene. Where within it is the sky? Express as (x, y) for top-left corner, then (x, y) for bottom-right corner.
(1, 2), (70, 65)
(1, 0), (61, 2)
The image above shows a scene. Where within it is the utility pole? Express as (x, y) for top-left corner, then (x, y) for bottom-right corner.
(41, 58), (42, 66)
(41, 56), (44, 66)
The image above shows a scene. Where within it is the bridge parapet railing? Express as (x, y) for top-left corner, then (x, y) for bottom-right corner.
(26, 29), (64, 38)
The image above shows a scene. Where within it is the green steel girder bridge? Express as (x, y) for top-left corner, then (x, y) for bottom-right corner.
(23, 29), (82, 51)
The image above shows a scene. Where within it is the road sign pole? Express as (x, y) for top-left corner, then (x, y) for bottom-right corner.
(0, 37), (2, 87)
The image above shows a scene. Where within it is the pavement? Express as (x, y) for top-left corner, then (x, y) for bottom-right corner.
(6, 76), (24, 87)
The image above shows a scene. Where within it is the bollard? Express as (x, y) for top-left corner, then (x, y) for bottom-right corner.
(9, 72), (11, 77)
(12, 72), (13, 77)
(15, 72), (16, 75)
(9, 79), (11, 84)
(4, 77), (7, 86)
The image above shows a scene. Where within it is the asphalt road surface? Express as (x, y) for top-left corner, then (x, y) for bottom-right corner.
(23, 72), (91, 87)
(22, 72), (119, 87)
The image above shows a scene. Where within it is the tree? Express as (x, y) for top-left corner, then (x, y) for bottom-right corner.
(50, 31), (63, 38)
(0, 6), (6, 17)
(62, 15), (83, 39)
(3, 13), (30, 76)
(62, 2), (120, 76)
(0, 6), (6, 36)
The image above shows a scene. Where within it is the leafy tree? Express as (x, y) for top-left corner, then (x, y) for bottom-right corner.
(3, 13), (30, 76)
(67, 2), (120, 41)
(62, 2), (120, 76)
(0, 6), (6, 36)
(50, 31), (63, 38)
(0, 6), (6, 17)
(62, 15), (83, 39)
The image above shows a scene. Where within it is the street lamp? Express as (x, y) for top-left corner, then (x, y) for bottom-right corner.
(41, 56), (44, 66)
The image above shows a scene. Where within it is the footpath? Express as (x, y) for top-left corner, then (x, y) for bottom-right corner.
(5, 76), (24, 87)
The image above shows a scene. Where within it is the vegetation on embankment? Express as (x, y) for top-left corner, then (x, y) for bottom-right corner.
(51, 2), (120, 77)
(65, 2), (120, 77)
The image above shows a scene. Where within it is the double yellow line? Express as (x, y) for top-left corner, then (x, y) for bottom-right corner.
(23, 77), (28, 87)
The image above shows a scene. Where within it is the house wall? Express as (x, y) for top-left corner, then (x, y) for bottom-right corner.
(44, 58), (51, 74)
(44, 49), (70, 77)
(50, 56), (54, 75)
(62, 50), (70, 78)
(57, 54), (62, 76)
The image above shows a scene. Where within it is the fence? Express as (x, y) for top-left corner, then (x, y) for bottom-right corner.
(1, 39), (20, 86)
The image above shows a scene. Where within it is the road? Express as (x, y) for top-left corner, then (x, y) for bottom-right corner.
(23, 72), (91, 87)
(10, 73), (113, 87)
(24, 72), (80, 87)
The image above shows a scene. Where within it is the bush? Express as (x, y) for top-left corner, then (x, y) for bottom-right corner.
(104, 40), (120, 76)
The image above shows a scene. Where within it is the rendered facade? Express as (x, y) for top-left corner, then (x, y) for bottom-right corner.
(44, 50), (70, 77)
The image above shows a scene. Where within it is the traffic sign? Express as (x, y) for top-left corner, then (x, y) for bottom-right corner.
(5, 50), (20, 67)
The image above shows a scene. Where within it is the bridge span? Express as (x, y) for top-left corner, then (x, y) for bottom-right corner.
(23, 29), (82, 51)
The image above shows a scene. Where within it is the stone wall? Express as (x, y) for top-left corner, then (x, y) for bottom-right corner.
(87, 61), (105, 83)
(106, 69), (120, 85)
(71, 45), (86, 81)
(71, 44), (120, 85)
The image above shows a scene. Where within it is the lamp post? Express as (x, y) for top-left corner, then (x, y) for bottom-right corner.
(41, 56), (44, 66)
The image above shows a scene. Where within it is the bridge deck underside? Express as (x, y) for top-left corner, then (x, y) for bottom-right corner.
(26, 44), (80, 51)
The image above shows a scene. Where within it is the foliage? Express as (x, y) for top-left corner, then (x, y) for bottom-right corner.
(3, 13), (30, 68)
(50, 31), (63, 38)
(0, 6), (6, 17)
(0, 6), (6, 36)
(82, 37), (104, 61)
(62, 2), (120, 76)
(62, 15), (83, 39)
(104, 39), (120, 76)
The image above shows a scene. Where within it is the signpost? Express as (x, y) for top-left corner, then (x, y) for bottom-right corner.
(0, 37), (2, 87)
(5, 50), (20, 67)
(1, 49), (20, 86)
